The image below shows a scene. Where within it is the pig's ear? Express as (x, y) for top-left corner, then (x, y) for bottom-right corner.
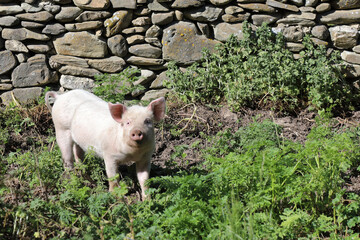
(148, 97), (166, 122)
(108, 103), (127, 123)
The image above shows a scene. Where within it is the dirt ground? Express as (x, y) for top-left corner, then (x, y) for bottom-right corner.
(3, 102), (360, 197)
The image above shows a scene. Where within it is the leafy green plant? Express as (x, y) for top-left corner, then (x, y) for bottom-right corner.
(166, 22), (355, 113)
(93, 67), (145, 103)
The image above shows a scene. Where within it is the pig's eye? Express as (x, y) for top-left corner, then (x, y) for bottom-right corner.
(126, 121), (131, 125)
(144, 118), (152, 124)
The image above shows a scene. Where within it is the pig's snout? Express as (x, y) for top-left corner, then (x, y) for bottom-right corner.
(131, 129), (144, 142)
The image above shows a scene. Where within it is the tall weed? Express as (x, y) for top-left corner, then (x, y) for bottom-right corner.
(166, 22), (355, 113)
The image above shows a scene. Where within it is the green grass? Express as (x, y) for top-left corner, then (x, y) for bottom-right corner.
(2, 108), (360, 239)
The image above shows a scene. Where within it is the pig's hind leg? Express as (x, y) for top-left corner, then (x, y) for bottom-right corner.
(73, 143), (85, 163)
(56, 129), (75, 169)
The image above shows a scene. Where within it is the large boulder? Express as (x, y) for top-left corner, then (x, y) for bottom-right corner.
(11, 55), (58, 88)
(162, 21), (221, 64)
(53, 31), (108, 58)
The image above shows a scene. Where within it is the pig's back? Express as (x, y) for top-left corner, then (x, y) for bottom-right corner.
(52, 89), (109, 130)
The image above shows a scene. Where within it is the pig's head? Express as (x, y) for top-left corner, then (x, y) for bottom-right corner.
(108, 97), (166, 148)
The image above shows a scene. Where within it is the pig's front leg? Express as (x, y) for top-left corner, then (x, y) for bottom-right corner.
(104, 156), (119, 192)
(136, 155), (151, 201)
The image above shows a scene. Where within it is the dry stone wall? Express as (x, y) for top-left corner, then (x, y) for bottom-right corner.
(1, 0), (360, 104)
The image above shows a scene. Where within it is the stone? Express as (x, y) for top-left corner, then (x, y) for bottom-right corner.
(129, 44), (162, 58)
(353, 45), (360, 53)
(75, 11), (111, 22)
(342, 63), (360, 78)
(146, 25), (162, 38)
(40, 2), (61, 14)
(55, 6), (83, 23)
(133, 69), (156, 85)
(0, 83), (12, 91)
(209, 0), (232, 5)
(184, 5), (224, 22)
(332, 0), (360, 9)
(65, 21), (103, 31)
(60, 75), (95, 90)
(49, 54), (89, 69)
(104, 10), (133, 37)
(21, 21), (45, 29)
(110, 0), (137, 9)
(1, 87), (43, 105)
(53, 32), (108, 58)
(282, 26), (304, 42)
(0, 16), (20, 27)
(329, 25), (359, 49)
(135, 7), (151, 16)
(127, 35), (145, 45)
(197, 22), (210, 37)
(21, 2), (42, 13)
(123, 26), (148, 34)
(310, 37), (328, 47)
(42, 23), (66, 35)
(107, 34), (128, 57)
(26, 42), (52, 53)
(320, 10), (360, 24)
(299, 6), (315, 12)
(277, 18), (315, 26)
(266, 0), (299, 12)
(0, 4), (23, 15)
(127, 56), (164, 65)
(285, 42), (305, 52)
(238, 3), (276, 12)
(171, 0), (205, 8)
(16, 11), (54, 22)
(148, 0), (170, 11)
(73, 0), (110, 10)
(59, 65), (101, 77)
(162, 21), (221, 64)
(88, 56), (126, 72)
(132, 16), (151, 26)
(5, 40), (29, 53)
(316, 3), (331, 12)
(151, 12), (174, 25)
(213, 22), (245, 42)
(150, 71), (167, 88)
(16, 53), (28, 63)
(145, 38), (162, 47)
(305, 0), (318, 7)
(252, 14), (280, 25)
(341, 50), (360, 64)
(286, 12), (316, 20)
(141, 89), (170, 101)
(0, 50), (16, 75)
(2, 28), (50, 41)
(311, 25), (329, 40)
(11, 55), (58, 88)
(225, 6), (244, 14)
(175, 10), (183, 21)
(222, 13), (250, 22)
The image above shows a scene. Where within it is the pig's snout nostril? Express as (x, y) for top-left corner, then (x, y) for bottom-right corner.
(131, 130), (144, 141)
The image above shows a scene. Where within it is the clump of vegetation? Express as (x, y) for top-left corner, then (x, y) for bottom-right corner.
(2, 115), (360, 239)
(166, 22), (356, 113)
(93, 67), (145, 103)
